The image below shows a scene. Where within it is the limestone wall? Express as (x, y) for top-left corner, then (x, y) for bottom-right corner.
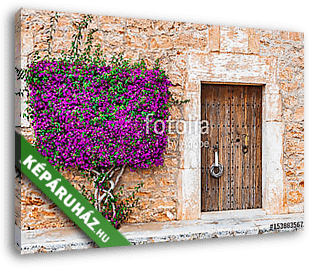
(15, 8), (304, 231)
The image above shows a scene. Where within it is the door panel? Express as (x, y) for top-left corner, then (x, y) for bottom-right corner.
(201, 84), (262, 212)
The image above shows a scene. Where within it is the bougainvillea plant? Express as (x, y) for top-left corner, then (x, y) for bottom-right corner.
(16, 13), (188, 228)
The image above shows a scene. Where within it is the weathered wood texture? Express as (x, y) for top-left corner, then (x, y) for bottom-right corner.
(201, 84), (262, 212)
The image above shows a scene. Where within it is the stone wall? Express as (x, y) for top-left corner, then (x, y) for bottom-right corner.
(15, 8), (304, 231)
(276, 34), (304, 213)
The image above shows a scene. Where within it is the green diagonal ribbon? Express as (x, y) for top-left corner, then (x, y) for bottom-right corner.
(15, 131), (131, 248)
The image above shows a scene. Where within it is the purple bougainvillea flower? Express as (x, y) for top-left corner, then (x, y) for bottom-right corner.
(26, 58), (172, 171)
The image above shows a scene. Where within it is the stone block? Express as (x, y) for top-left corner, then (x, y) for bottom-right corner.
(247, 29), (260, 54)
(283, 95), (297, 108)
(125, 34), (148, 50)
(164, 157), (180, 168)
(173, 53), (188, 72)
(57, 15), (71, 30)
(183, 91), (200, 121)
(209, 25), (220, 52)
(293, 106), (304, 122)
(154, 20), (176, 35)
(220, 26), (235, 52)
(292, 55), (304, 70)
(196, 53), (272, 84)
(262, 122), (286, 214)
(126, 18), (154, 35)
(288, 190), (303, 204)
(279, 66), (294, 82)
(169, 105), (183, 120)
(169, 73), (184, 87)
(99, 15), (125, 26)
(192, 23), (208, 31)
(279, 81), (298, 93)
(188, 51), (207, 70)
(233, 27), (249, 53)
(150, 35), (173, 50)
(263, 92), (282, 122)
(179, 124), (201, 170)
(15, 95), (21, 127)
(177, 168), (200, 220)
(21, 31), (34, 56)
(104, 32), (124, 47)
(15, 28), (21, 58)
(174, 32), (193, 49)
(186, 80), (200, 92)
(288, 32), (304, 41)
(190, 31), (208, 51)
(288, 203), (304, 213)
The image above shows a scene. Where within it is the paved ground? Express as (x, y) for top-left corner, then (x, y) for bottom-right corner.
(120, 210), (304, 244)
(16, 210), (304, 254)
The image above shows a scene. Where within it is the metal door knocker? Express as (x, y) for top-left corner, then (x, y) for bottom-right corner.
(210, 146), (224, 178)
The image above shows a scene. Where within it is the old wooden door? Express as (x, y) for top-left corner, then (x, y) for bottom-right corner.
(201, 84), (262, 212)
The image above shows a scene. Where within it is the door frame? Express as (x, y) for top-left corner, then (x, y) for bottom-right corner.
(176, 78), (286, 220)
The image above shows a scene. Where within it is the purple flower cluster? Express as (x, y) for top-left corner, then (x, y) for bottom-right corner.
(26, 59), (172, 170)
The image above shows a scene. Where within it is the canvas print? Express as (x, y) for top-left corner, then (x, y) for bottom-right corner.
(15, 8), (304, 254)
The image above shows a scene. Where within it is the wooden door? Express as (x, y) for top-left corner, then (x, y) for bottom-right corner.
(201, 84), (262, 212)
